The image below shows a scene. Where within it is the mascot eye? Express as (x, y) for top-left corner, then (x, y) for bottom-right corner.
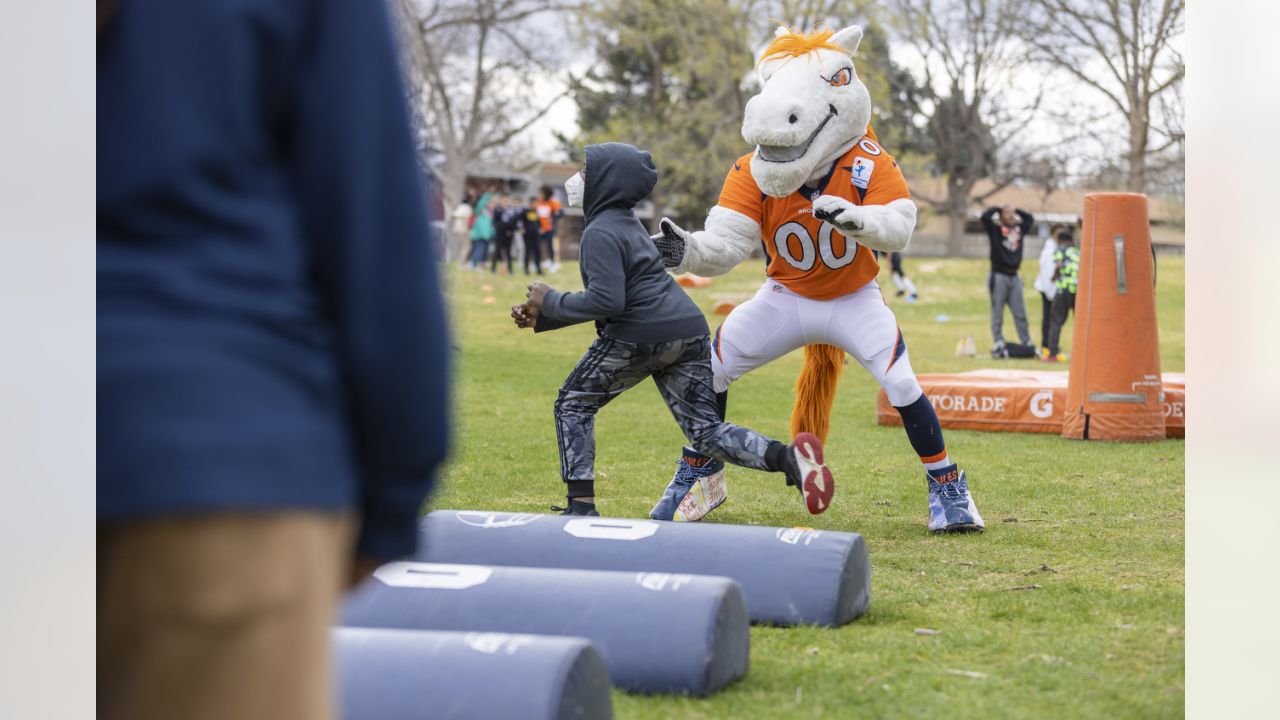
(828, 68), (852, 87)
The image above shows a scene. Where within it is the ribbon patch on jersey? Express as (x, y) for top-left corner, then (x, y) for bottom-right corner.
(850, 156), (875, 190)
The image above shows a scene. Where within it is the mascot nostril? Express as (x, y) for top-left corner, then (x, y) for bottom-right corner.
(789, 114), (798, 124)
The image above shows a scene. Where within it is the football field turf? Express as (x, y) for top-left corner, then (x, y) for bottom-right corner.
(433, 254), (1185, 719)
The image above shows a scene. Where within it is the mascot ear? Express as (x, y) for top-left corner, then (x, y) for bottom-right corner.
(828, 25), (863, 56)
(758, 26), (793, 82)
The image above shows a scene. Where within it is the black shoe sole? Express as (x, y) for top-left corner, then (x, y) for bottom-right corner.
(931, 523), (985, 534)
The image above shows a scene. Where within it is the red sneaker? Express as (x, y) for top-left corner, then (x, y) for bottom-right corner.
(788, 432), (835, 515)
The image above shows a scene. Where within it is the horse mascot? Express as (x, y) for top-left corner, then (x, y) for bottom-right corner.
(649, 25), (984, 533)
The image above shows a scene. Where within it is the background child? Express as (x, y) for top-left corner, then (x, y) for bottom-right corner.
(1034, 224), (1064, 356)
(522, 195), (544, 275)
(535, 185), (563, 272)
(490, 194), (518, 275)
(875, 250), (918, 301)
(1043, 229), (1080, 362)
(468, 187), (495, 271)
(511, 142), (835, 518)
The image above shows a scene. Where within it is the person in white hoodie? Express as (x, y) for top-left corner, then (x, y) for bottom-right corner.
(1033, 225), (1065, 356)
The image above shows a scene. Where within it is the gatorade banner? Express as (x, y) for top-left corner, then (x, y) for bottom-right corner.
(876, 370), (1183, 438)
(1161, 372), (1184, 438)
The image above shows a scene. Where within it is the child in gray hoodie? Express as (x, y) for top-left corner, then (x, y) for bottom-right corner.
(512, 142), (836, 518)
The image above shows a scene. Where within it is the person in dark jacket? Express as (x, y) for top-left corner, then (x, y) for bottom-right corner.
(521, 195), (544, 275)
(980, 205), (1035, 356)
(96, 1), (449, 718)
(510, 143), (835, 519)
(490, 193), (519, 274)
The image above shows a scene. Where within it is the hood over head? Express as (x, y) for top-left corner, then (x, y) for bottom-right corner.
(583, 142), (657, 221)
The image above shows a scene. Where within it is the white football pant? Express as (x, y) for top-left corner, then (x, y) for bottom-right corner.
(711, 279), (924, 407)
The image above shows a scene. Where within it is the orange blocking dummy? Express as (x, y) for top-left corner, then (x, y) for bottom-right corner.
(1061, 193), (1164, 441)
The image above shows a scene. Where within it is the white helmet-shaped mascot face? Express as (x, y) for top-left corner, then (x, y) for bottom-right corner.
(742, 26), (872, 198)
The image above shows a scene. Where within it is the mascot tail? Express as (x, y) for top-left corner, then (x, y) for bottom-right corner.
(789, 344), (845, 442)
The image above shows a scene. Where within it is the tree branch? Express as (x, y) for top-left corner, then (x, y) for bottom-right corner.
(477, 80), (577, 152)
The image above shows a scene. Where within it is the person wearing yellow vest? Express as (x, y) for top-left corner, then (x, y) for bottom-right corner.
(1042, 230), (1080, 362)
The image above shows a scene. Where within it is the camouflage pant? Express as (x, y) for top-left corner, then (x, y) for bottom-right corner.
(555, 334), (778, 484)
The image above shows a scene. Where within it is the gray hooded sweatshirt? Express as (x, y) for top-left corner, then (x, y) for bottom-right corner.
(536, 143), (708, 343)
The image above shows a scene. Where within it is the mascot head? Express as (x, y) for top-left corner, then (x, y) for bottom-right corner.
(743, 26), (871, 198)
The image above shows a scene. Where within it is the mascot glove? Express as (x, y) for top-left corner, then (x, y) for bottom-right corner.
(812, 195), (865, 234)
(650, 217), (689, 269)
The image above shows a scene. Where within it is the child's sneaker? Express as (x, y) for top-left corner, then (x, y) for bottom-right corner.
(649, 447), (727, 522)
(926, 465), (984, 533)
(783, 433), (835, 515)
(552, 499), (599, 517)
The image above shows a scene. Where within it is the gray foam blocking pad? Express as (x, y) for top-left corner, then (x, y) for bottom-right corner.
(415, 511), (871, 627)
(335, 628), (612, 720)
(342, 562), (748, 696)
(332, 625), (606, 717)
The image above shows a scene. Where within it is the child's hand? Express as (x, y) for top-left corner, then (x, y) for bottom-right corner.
(511, 303), (538, 329)
(526, 281), (553, 308)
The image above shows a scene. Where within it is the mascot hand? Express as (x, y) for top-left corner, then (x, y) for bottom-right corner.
(650, 217), (688, 269)
(812, 195), (865, 235)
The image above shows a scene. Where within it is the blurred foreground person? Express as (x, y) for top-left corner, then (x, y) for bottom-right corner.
(97, 1), (449, 718)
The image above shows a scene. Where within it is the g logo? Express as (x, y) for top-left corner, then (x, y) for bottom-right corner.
(1030, 391), (1054, 419)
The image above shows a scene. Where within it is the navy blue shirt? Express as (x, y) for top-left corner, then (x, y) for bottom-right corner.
(97, 0), (449, 559)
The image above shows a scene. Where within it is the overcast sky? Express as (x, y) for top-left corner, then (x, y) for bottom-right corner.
(503, 9), (1183, 184)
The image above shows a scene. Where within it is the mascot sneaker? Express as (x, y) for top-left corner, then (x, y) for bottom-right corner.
(784, 433), (835, 515)
(649, 447), (728, 522)
(926, 466), (984, 533)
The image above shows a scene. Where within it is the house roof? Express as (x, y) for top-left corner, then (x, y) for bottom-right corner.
(908, 177), (1183, 224)
(464, 162), (532, 183)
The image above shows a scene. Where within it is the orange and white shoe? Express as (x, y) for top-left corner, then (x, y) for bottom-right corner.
(786, 432), (835, 515)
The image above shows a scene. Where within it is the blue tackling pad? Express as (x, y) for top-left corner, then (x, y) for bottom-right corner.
(341, 561), (749, 696)
(334, 627), (613, 720)
(414, 510), (871, 627)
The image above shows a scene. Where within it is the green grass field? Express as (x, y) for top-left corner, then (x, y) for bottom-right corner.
(433, 254), (1185, 719)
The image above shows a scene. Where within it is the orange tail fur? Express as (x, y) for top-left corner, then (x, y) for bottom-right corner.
(789, 344), (845, 442)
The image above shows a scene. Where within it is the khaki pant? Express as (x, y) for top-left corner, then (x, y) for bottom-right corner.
(98, 512), (354, 720)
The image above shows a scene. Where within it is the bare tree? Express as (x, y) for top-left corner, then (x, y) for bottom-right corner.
(1016, 150), (1070, 210)
(890, 0), (1042, 256)
(395, 0), (577, 258)
(1026, 0), (1184, 192)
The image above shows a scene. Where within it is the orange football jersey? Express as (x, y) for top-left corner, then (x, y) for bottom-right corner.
(717, 135), (911, 300)
(535, 198), (561, 233)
